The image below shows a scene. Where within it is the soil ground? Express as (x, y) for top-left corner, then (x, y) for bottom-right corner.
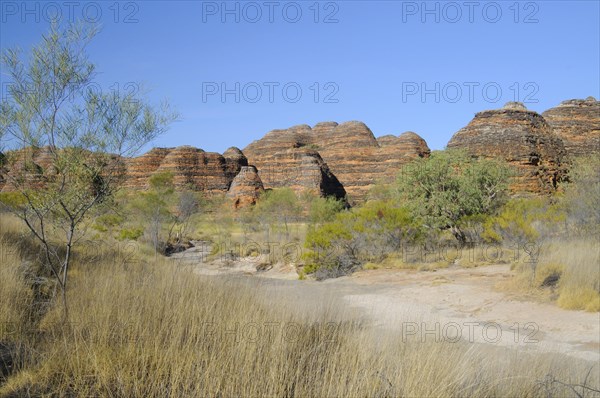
(170, 245), (600, 363)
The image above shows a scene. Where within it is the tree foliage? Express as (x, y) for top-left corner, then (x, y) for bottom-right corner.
(0, 22), (175, 319)
(125, 172), (201, 253)
(394, 150), (512, 245)
(254, 188), (301, 237)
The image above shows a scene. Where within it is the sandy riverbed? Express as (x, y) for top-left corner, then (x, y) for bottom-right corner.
(170, 247), (600, 363)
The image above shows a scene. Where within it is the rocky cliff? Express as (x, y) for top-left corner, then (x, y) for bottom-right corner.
(2, 98), (597, 202)
(0, 147), (54, 191)
(123, 146), (248, 193)
(447, 102), (568, 194)
(240, 143), (346, 200)
(542, 97), (600, 158)
(0, 146), (126, 193)
(122, 143), (346, 202)
(244, 121), (430, 203)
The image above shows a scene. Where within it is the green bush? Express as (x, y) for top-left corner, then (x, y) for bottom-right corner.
(303, 200), (420, 279)
(395, 150), (512, 245)
(309, 196), (345, 224)
(148, 171), (175, 193)
(93, 213), (125, 232)
(118, 227), (144, 241)
(0, 191), (27, 209)
(483, 198), (565, 246)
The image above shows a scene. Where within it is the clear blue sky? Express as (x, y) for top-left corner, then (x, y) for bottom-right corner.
(1, 1), (599, 153)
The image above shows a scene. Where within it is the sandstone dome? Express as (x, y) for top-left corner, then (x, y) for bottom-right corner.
(542, 97), (600, 158)
(243, 121), (431, 203)
(447, 102), (567, 194)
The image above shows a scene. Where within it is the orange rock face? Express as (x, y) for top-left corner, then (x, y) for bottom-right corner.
(123, 147), (171, 189)
(123, 146), (248, 193)
(4, 99), (595, 203)
(256, 147), (346, 199)
(447, 102), (568, 194)
(226, 165), (264, 208)
(0, 146), (126, 193)
(0, 145), (247, 201)
(0, 147), (54, 191)
(244, 121), (430, 203)
(542, 97), (600, 158)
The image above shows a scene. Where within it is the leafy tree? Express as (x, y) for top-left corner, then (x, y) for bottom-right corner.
(395, 150), (512, 246)
(255, 188), (301, 237)
(127, 171), (200, 253)
(0, 22), (175, 320)
(131, 172), (176, 253)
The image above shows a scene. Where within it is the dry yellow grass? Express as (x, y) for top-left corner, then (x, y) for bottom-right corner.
(539, 240), (600, 312)
(0, 217), (35, 337)
(362, 244), (508, 272)
(1, 214), (599, 397)
(500, 239), (600, 312)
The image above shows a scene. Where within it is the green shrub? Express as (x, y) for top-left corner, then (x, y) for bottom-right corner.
(309, 196), (345, 224)
(0, 191), (27, 209)
(395, 150), (512, 245)
(303, 200), (420, 278)
(483, 198), (565, 245)
(118, 227), (144, 241)
(148, 171), (175, 193)
(93, 213), (125, 233)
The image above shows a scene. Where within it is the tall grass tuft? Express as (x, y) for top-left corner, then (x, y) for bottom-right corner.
(540, 240), (600, 312)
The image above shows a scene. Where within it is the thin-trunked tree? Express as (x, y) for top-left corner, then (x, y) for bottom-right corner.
(0, 22), (176, 320)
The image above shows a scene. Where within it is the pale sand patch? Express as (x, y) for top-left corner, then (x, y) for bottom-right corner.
(174, 246), (599, 362)
(342, 265), (599, 362)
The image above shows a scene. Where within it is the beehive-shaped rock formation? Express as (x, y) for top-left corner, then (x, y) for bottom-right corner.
(244, 121), (430, 203)
(123, 146), (248, 193)
(542, 97), (600, 158)
(447, 102), (567, 194)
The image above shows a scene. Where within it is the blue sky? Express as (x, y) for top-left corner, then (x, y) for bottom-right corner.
(1, 1), (599, 153)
